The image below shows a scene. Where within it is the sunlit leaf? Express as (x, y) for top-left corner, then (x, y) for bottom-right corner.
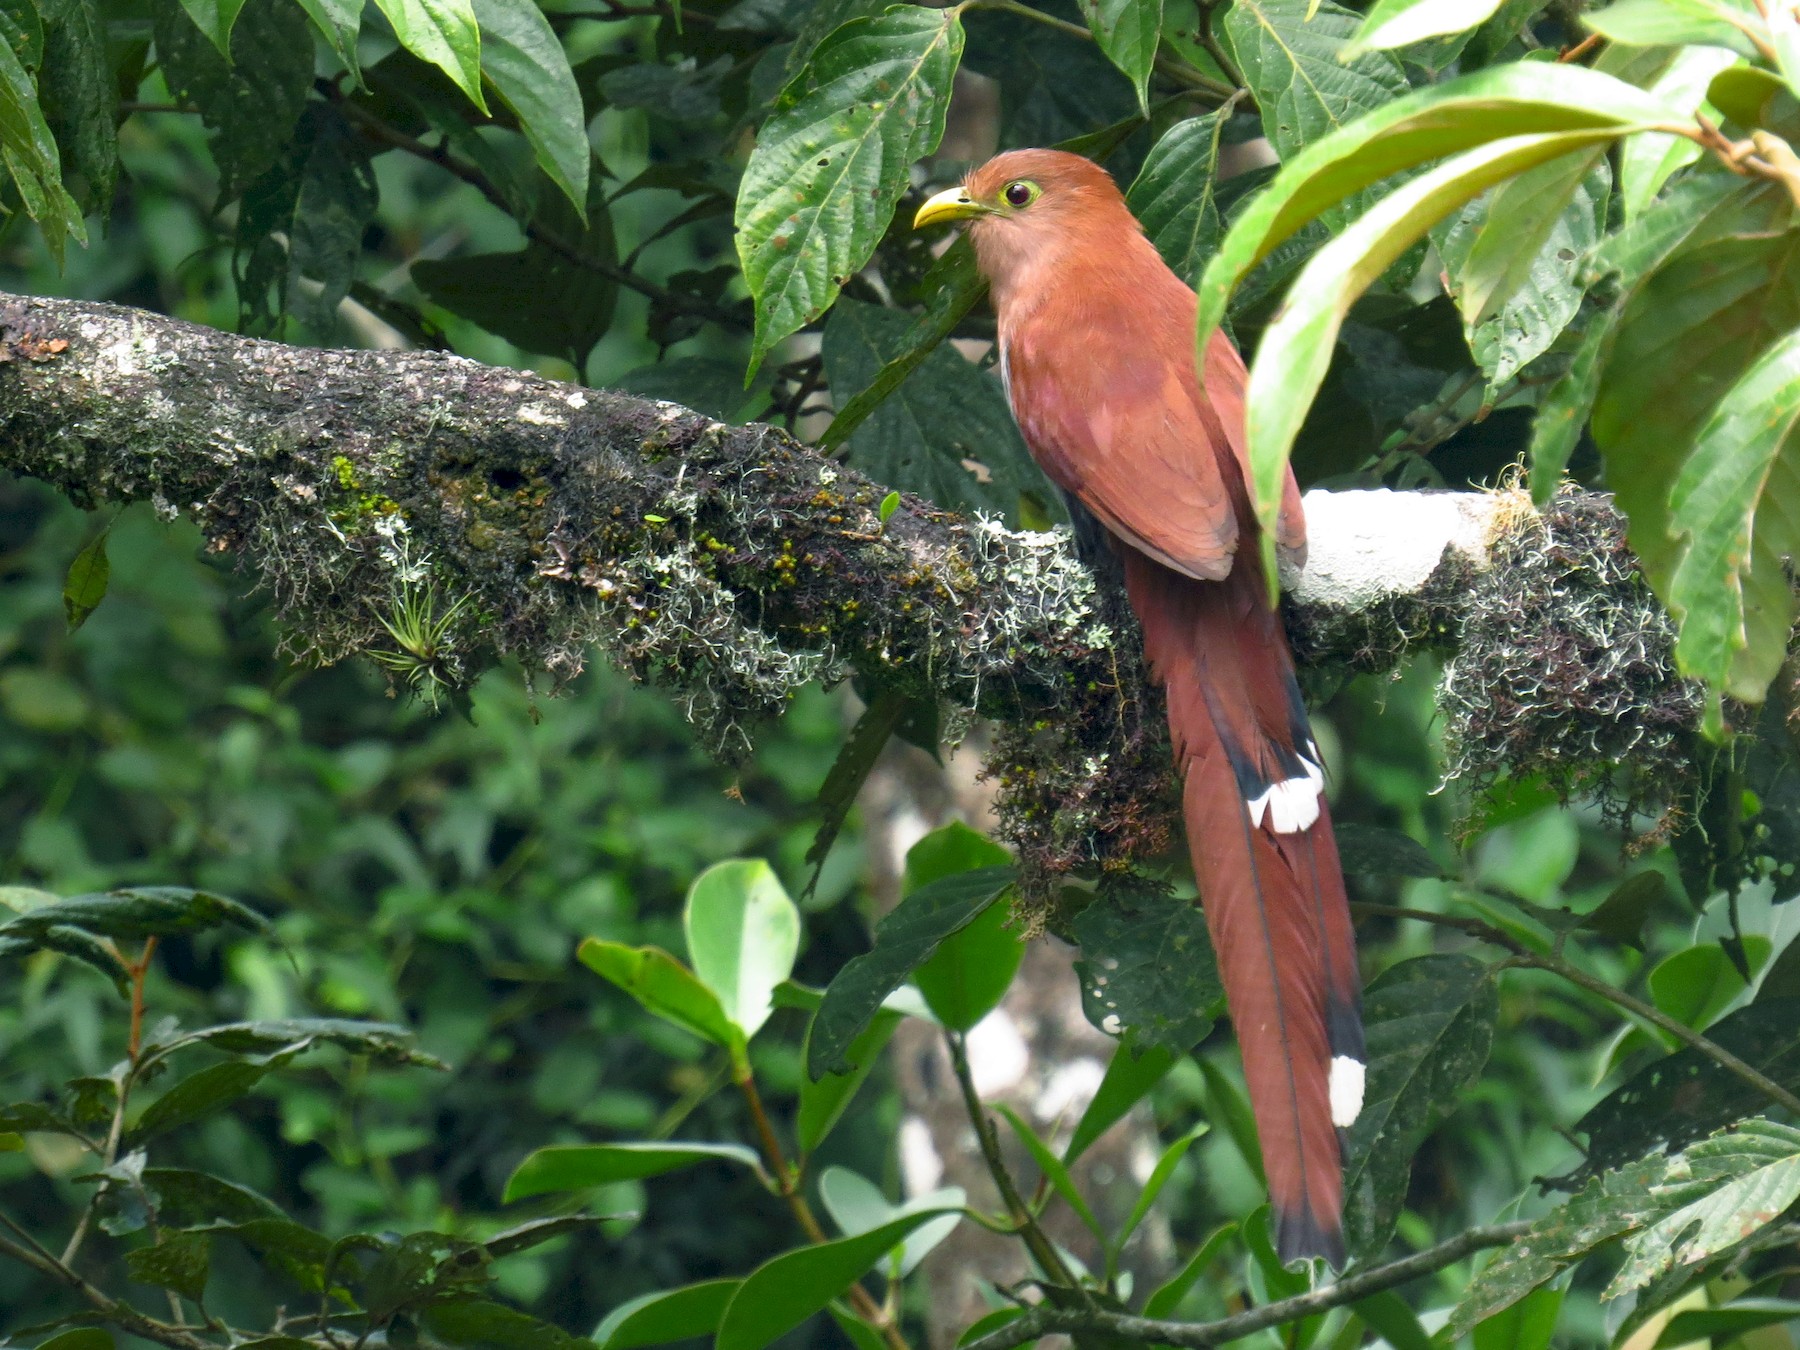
(683, 858), (800, 1041)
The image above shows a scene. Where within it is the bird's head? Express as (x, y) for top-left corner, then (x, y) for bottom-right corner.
(912, 149), (1134, 300)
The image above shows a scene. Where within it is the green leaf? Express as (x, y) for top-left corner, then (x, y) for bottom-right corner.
(683, 858), (800, 1042)
(503, 1140), (764, 1202)
(153, 0), (313, 200)
(142, 1017), (439, 1069)
(578, 938), (741, 1052)
(908, 826), (1021, 1032)
(1197, 61), (1680, 336)
(816, 1166), (963, 1274)
(1342, 954), (1498, 1259)
(422, 1300), (590, 1348)
(1664, 327), (1800, 726)
(1581, 870), (1671, 949)
(294, 0), (361, 76)
(1448, 1152), (1668, 1335)
(1331, 822), (1443, 877)
(996, 1105), (1106, 1248)
(61, 529), (108, 630)
(472, 0), (587, 215)
(1223, 0), (1408, 216)
(1656, 1298), (1800, 1348)
(820, 298), (1036, 518)
(595, 1279), (741, 1350)
(714, 1210), (958, 1350)
(0, 11), (83, 262)
(1471, 1283), (1562, 1350)
(797, 1007), (902, 1154)
(1071, 876), (1219, 1054)
(1126, 108), (1233, 285)
(34, 1330), (115, 1350)
(1346, 0), (1506, 55)
(1063, 1040), (1177, 1166)
(1236, 129), (1633, 585)
(1085, 0), (1162, 113)
(250, 104), (378, 336)
(1569, 998), (1800, 1185)
(130, 1043), (312, 1143)
(0, 0), (42, 72)
(1527, 304), (1616, 502)
(1649, 939), (1766, 1029)
(38, 0), (117, 211)
(124, 1229), (210, 1302)
(955, 1309), (1024, 1347)
(804, 688), (908, 897)
(736, 5), (963, 374)
(172, 0), (247, 56)
(0, 885), (265, 944)
(371, 0), (486, 112)
(1117, 1124), (1206, 1252)
(807, 864), (1016, 1078)
(1142, 1222), (1237, 1318)
(1353, 1290), (1434, 1350)
(1608, 1119), (1800, 1296)
(1584, 0), (1764, 57)
(1437, 153), (1610, 384)
(817, 236), (986, 450)
(1619, 45), (1736, 222)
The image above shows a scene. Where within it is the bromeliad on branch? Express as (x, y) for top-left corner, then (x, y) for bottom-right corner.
(916, 150), (1366, 1268)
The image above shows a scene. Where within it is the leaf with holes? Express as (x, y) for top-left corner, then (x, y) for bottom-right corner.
(1071, 876), (1219, 1054)
(736, 5), (963, 374)
(1342, 954), (1498, 1260)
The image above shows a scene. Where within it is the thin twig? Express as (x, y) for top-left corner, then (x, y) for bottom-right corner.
(959, 1220), (1533, 1350)
(1353, 902), (1800, 1119)
(946, 1029), (1090, 1297)
(0, 1228), (215, 1350)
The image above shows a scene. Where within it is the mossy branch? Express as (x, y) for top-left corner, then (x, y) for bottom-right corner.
(0, 291), (1706, 878)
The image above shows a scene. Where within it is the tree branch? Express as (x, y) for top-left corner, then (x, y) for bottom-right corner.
(959, 1220), (1533, 1350)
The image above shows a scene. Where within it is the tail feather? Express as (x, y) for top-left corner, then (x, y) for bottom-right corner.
(1124, 550), (1363, 1268)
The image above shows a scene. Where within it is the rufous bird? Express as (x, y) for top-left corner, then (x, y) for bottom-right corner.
(915, 149), (1365, 1267)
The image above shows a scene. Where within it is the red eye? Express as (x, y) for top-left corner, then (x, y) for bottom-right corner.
(1004, 181), (1034, 207)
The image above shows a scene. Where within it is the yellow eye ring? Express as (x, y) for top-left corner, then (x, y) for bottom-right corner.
(1002, 180), (1039, 208)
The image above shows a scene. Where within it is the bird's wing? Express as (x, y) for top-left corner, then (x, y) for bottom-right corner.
(1198, 328), (1308, 572)
(1002, 315), (1241, 582)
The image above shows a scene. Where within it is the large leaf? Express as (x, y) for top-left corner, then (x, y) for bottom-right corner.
(806, 864), (1016, 1078)
(1238, 129), (1630, 582)
(1223, 0), (1408, 214)
(1071, 877), (1220, 1054)
(504, 1141), (764, 1202)
(1342, 954), (1498, 1259)
(595, 1279), (741, 1350)
(1618, 45), (1736, 221)
(1608, 1119), (1800, 1296)
(820, 298), (1037, 518)
(1085, 0), (1162, 113)
(907, 824), (1022, 1032)
(171, 0), (247, 55)
(38, 0), (116, 211)
(1437, 153), (1610, 384)
(1567, 998), (1800, 1186)
(1126, 109), (1233, 285)
(1664, 327), (1800, 726)
(0, 0), (84, 261)
(1196, 62), (1680, 336)
(736, 5), (963, 373)
(1593, 223), (1800, 694)
(714, 1211), (958, 1350)
(1584, 0), (1766, 56)
(472, 0), (588, 214)
(371, 0), (486, 112)
(683, 858), (800, 1042)
(1347, 0), (1508, 53)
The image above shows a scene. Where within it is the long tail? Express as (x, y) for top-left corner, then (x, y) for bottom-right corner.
(1123, 549), (1365, 1268)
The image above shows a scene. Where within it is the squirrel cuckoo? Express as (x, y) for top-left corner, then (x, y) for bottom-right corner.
(914, 149), (1365, 1267)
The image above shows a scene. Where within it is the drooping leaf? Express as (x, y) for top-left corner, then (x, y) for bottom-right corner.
(0, 10), (84, 261)
(1608, 1119), (1800, 1296)
(503, 1141), (765, 1203)
(1663, 327), (1800, 727)
(797, 1007), (902, 1154)
(803, 687), (908, 896)
(807, 864), (1016, 1078)
(713, 1211), (958, 1350)
(62, 528), (108, 631)
(595, 1279), (742, 1350)
(1342, 954), (1498, 1259)
(1346, 0), (1507, 54)
(171, 0), (247, 56)
(737, 5), (963, 373)
(820, 298), (1037, 518)
(472, 0), (588, 214)
(1085, 0), (1162, 113)
(371, 0), (486, 112)
(295, 0), (361, 76)
(1071, 875), (1220, 1054)
(1332, 822), (1444, 877)
(682, 858), (800, 1042)
(907, 824), (1021, 1032)
(1223, 0), (1408, 219)
(1126, 108), (1233, 285)
(37, 0), (115, 210)
(1471, 1283), (1563, 1350)
(1527, 303), (1616, 501)
(578, 938), (741, 1052)
(1567, 998), (1800, 1186)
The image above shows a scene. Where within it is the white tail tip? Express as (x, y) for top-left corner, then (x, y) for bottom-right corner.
(1330, 1055), (1365, 1128)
